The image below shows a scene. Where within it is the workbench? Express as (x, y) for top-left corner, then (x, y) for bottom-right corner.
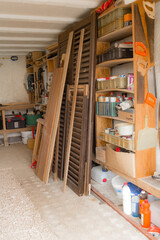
(0, 103), (36, 146)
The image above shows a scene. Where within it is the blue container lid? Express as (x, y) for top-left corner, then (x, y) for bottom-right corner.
(127, 182), (142, 195)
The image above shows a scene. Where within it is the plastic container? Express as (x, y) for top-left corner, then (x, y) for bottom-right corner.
(21, 131), (32, 138)
(91, 166), (108, 185)
(26, 114), (42, 126)
(115, 47), (133, 59)
(6, 115), (26, 129)
(123, 182), (132, 215)
(110, 97), (117, 117)
(104, 97), (110, 116)
(132, 194), (139, 217)
(111, 175), (126, 199)
(116, 77), (127, 89)
(141, 200), (151, 228)
(116, 123), (134, 136)
(27, 138), (35, 149)
(139, 190), (148, 218)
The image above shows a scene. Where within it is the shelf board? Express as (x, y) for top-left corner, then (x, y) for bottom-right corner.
(96, 58), (133, 68)
(0, 104), (35, 111)
(0, 126), (36, 134)
(96, 88), (134, 94)
(93, 158), (135, 183)
(98, 136), (135, 153)
(137, 177), (160, 199)
(98, 25), (132, 43)
(96, 115), (134, 124)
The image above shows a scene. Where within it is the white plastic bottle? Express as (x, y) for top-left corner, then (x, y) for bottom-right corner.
(122, 182), (131, 215)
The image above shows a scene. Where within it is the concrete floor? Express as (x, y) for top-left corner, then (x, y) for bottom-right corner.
(0, 143), (149, 240)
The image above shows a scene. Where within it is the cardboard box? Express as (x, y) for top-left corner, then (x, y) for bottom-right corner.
(96, 146), (106, 163)
(118, 109), (135, 122)
(106, 144), (135, 178)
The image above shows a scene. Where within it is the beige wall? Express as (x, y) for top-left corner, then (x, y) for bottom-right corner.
(0, 56), (29, 104)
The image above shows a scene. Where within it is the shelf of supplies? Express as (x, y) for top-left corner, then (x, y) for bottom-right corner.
(96, 58), (133, 68)
(96, 115), (134, 124)
(98, 3), (131, 19)
(0, 126), (36, 134)
(98, 25), (132, 43)
(96, 88), (134, 94)
(98, 136), (135, 152)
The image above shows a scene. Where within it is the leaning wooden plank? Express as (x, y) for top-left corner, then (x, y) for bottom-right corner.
(54, 121), (60, 181)
(36, 31), (73, 183)
(63, 29), (85, 192)
(35, 68), (64, 180)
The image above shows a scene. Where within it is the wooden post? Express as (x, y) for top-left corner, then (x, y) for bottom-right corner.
(54, 121), (60, 181)
(2, 110), (8, 147)
(63, 29), (85, 192)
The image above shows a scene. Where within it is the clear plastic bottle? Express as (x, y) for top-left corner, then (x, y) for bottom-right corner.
(131, 193), (139, 217)
(122, 182), (131, 215)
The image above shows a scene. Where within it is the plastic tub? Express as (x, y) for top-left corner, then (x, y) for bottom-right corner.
(21, 131), (32, 138)
(116, 123), (134, 136)
(22, 137), (28, 144)
(111, 175), (127, 198)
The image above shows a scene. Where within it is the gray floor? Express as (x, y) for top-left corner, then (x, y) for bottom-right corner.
(0, 143), (149, 240)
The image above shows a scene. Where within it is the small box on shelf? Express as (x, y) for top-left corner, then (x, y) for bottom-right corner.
(106, 144), (135, 178)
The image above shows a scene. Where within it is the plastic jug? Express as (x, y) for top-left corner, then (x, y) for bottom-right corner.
(122, 182), (131, 215)
(131, 193), (139, 217)
(141, 200), (151, 228)
(139, 190), (148, 218)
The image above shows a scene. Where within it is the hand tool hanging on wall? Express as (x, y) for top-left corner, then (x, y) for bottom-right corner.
(134, 4), (148, 104)
(63, 29), (85, 192)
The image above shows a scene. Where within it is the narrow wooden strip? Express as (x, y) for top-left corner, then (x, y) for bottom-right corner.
(54, 121), (60, 181)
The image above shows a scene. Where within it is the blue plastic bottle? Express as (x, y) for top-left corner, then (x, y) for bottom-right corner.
(131, 193), (139, 217)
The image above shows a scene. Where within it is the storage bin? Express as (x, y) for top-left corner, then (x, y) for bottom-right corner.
(104, 133), (110, 142)
(106, 144), (136, 178)
(109, 79), (115, 89)
(116, 77), (127, 88)
(96, 146), (106, 163)
(115, 47), (133, 59)
(118, 109), (135, 122)
(123, 138), (134, 151)
(6, 115), (26, 129)
(98, 102), (104, 115)
(115, 17), (124, 30)
(27, 138), (35, 149)
(101, 80), (109, 89)
(110, 135), (120, 145)
(104, 102), (110, 116)
(26, 114), (42, 126)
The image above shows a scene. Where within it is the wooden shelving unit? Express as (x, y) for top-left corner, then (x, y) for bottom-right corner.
(96, 58), (133, 68)
(97, 115), (134, 124)
(95, 2), (156, 187)
(96, 88), (134, 94)
(98, 25), (132, 43)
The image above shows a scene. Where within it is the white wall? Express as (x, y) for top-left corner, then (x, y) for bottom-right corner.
(155, 2), (160, 172)
(0, 56), (29, 104)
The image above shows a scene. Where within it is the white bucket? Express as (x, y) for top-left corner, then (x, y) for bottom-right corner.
(22, 137), (28, 144)
(21, 131), (32, 138)
(111, 175), (127, 199)
(21, 131), (32, 145)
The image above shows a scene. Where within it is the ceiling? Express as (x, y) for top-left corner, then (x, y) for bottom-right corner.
(0, 0), (103, 56)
